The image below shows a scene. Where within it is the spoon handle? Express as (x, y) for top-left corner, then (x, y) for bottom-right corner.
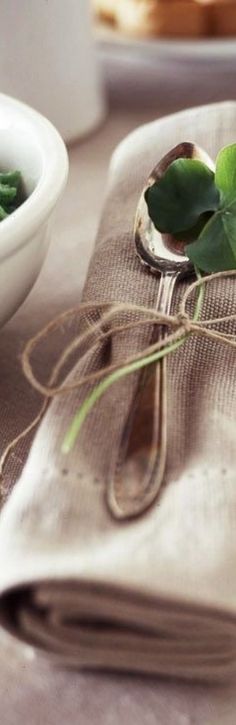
(107, 270), (179, 520)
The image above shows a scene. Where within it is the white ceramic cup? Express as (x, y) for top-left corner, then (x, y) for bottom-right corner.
(0, 0), (106, 143)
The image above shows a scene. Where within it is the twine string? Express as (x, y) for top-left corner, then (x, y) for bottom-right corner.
(22, 269), (236, 397)
(0, 269), (236, 486)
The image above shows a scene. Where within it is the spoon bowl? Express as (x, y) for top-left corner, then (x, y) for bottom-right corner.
(135, 141), (214, 276)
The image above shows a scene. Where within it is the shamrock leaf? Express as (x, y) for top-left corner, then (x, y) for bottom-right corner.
(186, 211), (236, 272)
(215, 144), (236, 201)
(144, 158), (219, 234)
(187, 144), (236, 271)
(174, 212), (212, 243)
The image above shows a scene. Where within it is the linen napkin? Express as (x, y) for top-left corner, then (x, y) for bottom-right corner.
(0, 101), (235, 682)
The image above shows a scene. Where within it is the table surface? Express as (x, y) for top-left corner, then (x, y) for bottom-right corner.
(1, 51), (236, 725)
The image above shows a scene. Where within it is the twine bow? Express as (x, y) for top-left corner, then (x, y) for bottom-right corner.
(0, 269), (236, 504)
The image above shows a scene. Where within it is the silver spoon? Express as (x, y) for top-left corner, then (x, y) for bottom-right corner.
(107, 142), (214, 520)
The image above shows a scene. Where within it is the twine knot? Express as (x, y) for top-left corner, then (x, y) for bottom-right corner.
(176, 310), (192, 333)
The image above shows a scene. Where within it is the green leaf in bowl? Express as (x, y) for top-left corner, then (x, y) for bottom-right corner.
(0, 169), (24, 221)
(0, 205), (8, 220)
(0, 183), (17, 204)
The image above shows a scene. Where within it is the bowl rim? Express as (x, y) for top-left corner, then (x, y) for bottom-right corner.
(0, 93), (69, 262)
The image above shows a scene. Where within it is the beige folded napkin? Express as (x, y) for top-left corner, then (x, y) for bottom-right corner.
(0, 101), (235, 682)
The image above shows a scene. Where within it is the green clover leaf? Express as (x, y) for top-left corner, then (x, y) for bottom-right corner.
(215, 144), (236, 201)
(144, 158), (219, 234)
(187, 144), (236, 271)
(186, 211), (236, 272)
(145, 144), (236, 273)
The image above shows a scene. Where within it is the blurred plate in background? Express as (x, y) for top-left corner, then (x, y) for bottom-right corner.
(95, 19), (236, 62)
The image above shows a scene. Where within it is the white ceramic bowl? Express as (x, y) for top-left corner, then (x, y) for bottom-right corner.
(0, 93), (68, 327)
